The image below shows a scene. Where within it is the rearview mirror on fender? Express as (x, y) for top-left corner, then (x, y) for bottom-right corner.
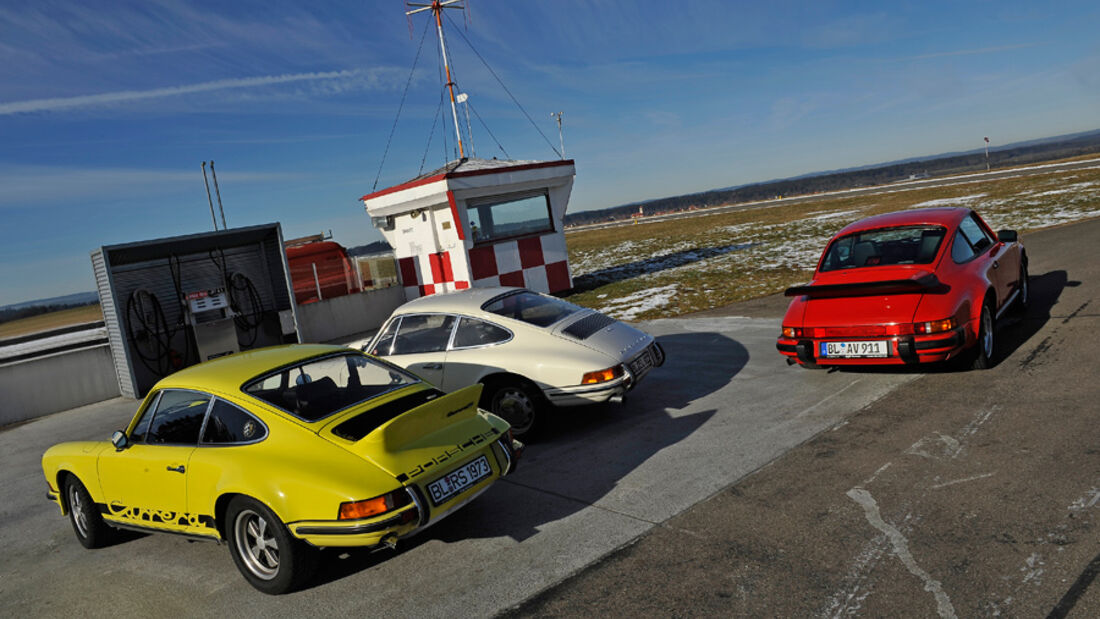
(997, 229), (1018, 243)
(110, 430), (129, 450)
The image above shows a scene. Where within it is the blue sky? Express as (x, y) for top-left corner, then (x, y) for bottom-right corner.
(1, 0), (1097, 306)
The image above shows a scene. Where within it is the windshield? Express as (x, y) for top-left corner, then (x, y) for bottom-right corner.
(242, 352), (419, 421)
(482, 290), (582, 327)
(820, 226), (946, 272)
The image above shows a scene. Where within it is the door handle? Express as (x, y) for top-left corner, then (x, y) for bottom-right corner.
(166, 465), (185, 474)
(422, 363), (443, 370)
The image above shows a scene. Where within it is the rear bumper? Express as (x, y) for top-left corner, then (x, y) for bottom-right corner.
(290, 437), (519, 548)
(544, 342), (665, 406)
(777, 328), (967, 366)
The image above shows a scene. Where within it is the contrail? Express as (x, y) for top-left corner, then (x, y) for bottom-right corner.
(0, 69), (358, 115)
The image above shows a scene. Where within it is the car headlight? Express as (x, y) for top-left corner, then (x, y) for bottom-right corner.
(914, 317), (956, 334)
(338, 489), (411, 520)
(581, 365), (625, 384)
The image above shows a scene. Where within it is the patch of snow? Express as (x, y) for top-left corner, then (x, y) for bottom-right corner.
(911, 193), (987, 208)
(599, 284), (679, 321)
(803, 208), (863, 222)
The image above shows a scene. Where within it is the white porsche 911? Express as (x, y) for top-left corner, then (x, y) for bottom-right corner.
(362, 287), (664, 437)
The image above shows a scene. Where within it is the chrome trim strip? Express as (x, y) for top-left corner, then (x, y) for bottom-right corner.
(293, 511), (410, 536)
(105, 520), (222, 543)
(496, 437), (513, 475)
(544, 378), (627, 397)
(995, 289), (1020, 320)
(406, 485), (428, 528)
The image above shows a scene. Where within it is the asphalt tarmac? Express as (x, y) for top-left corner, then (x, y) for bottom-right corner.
(511, 217), (1100, 617)
(2, 217), (1096, 618)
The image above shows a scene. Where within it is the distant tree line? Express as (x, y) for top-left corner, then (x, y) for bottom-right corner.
(565, 132), (1100, 227)
(0, 302), (98, 325)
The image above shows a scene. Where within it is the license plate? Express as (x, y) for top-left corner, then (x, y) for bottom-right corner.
(820, 340), (889, 358)
(426, 455), (492, 506)
(629, 349), (653, 375)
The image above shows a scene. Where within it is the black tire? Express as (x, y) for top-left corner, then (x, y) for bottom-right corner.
(225, 496), (316, 595)
(1016, 261), (1029, 314)
(969, 301), (995, 370)
(481, 379), (541, 439)
(64, 475), (116, 549)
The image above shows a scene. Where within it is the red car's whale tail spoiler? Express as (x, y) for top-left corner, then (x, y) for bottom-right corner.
(784, 273), (946, 299)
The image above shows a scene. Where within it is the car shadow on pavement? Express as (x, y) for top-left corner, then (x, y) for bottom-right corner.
(306, 331), (748, 590)
(832, 269), (1070, 375)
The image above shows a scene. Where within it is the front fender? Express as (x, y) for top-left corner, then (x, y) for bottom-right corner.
(42, 441), (112, 512)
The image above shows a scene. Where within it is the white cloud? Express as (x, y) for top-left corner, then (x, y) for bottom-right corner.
(0, 165), (297, 206)
(0, 70), (362, 115)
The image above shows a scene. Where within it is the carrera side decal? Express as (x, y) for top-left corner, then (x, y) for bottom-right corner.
(101, 504), (217, 530)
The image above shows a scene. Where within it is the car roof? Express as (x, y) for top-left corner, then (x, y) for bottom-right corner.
(835, 207), (970, 237)
(393, 286), (526, 313)
(154, 344), (353, 393)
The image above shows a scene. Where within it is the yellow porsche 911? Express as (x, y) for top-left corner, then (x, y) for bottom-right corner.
(41, 344), (520, 594)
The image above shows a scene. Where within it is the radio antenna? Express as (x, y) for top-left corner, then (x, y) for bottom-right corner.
(406, 1), (466, 159)
(201, 162), (218, 230)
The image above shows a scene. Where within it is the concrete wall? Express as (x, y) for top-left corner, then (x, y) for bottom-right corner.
(0, 344), (121, 426)
(0, 287), (405, 426)
(295, 286), (406, 344)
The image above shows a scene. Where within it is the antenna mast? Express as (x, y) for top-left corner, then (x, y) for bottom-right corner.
(407, 1), (466, 160)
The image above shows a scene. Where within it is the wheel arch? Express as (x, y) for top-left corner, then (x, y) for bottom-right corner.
(478, 372), (545, 400)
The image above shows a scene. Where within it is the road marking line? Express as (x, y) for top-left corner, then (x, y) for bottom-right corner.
(906, 432), (961, 460)
(930, 472), (995, 490)
(1069, 488), (1100, 511)
(796, 378), (862, 419)
(862, 462), (892, 486)
(847, 488), (958, 619)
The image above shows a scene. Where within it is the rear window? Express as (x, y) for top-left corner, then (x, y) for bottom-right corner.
(820, 226), (946, 272)
(242, 352), (420, 421)
(482, 290), (581, 327)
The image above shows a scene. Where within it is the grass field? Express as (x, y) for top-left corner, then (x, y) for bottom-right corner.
(5, 159), (1099, 338)
(563, 160), (1100, 320)
(0, 304), (103, 339)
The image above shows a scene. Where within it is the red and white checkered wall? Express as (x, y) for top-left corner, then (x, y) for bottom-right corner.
(397, 232), (571, 299)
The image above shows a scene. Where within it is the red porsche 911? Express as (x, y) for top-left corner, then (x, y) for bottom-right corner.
(777, 207), (1027, 369)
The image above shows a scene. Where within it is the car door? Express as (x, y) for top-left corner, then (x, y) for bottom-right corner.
(97, 389), (209, 522)
(441, 317), (515, 392)
(370, 313), (456, 387)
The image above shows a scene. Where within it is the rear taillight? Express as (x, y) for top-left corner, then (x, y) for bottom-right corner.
(781, 326), (802, 338)
(914, 317), (956, 334)
(581, 365), (625, 384)
(338, 489), (412, 520)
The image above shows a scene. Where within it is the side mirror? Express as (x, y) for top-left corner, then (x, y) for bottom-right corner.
(997, 229), (1018, 243)
(111, 430), (129, 450)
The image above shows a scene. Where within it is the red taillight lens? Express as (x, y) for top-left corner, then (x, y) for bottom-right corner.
(914, 317), (956, 334)
(781, 326), (802, 338)
(338, 490), (410, 520)
(581, 365), (624, 384)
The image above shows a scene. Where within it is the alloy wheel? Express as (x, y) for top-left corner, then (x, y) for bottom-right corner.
(234, 509), (280, 580)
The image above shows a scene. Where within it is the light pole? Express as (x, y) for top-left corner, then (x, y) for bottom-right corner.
(551, 111), (565, 159)
(984, 136), (990, 171)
